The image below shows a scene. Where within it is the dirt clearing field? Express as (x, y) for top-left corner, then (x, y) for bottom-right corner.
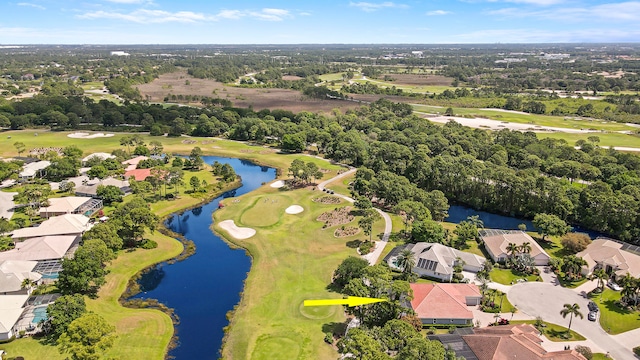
(383, 73), (454, 86)
(136, 71), (360, 113)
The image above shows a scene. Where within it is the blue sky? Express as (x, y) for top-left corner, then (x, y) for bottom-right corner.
(0, 0), (639, 44)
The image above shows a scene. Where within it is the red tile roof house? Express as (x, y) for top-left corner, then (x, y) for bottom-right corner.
(410, 283), (482, 326)
(462, 324), (586, 360)
(124, 168), (152, 181)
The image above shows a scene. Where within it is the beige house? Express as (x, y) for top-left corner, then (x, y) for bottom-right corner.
(576, 239), (640, 279)
(386, 243), (485, 282)
(480, 230), (550, 266)
(11, 214), (91, 240)
(0, 260), (41, 295)
(0, 235), (80, 262)
(39, 196), (103, 218)
(0, 294), (29, 340)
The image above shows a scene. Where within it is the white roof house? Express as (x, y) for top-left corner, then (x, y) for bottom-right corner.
(19, 161), (50, 179)
(0, 235), (80, 262)
(0, 260), (41, 295)
(0, 294), (29, 340)
(39, 196), (102, 218)
(385, 242), (486, 282)
(11, 214), (91, 240)
(81, 152), (114, 164)
(122, 156), (148, 171)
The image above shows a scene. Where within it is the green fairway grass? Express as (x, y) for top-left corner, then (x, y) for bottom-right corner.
(240, 194), (292, 227)
(214, 184), (386, 360)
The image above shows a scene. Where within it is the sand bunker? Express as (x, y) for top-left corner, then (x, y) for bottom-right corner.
(270, 180), (285, 188)
(218, 220), (256, 239)
(67, 132), (115, 139)
(285, 205), (304, 214)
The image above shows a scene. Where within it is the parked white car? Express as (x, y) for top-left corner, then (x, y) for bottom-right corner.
(608, 281), (622, 291)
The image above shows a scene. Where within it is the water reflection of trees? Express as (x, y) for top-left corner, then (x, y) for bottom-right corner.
(137, 265), (166, 292)
(192, 206), (203, 217)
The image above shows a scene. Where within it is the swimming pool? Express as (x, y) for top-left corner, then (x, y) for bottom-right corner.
(32, 306), (48, 324)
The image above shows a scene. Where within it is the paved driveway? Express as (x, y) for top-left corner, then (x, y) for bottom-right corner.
(0, 191), (17, 220)
(508, 282), (635, 360)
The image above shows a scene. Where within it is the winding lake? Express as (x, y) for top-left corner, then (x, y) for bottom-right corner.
(133, 156), (275, 359)
(133, 156), (605, 359)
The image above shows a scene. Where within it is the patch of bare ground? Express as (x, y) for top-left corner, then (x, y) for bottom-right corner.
(282, 75), (303, 81)
(317, 207), (354, 228)
(334, 226), (360, 237)
(383, 74), (455, 86)
(136, 70), (361, 113)
(313, 196), (341, 204)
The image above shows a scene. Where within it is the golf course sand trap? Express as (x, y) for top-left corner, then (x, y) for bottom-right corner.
(270, 180), (285, 188)
(218, 220), (256, 239)
(285, 205), (304, 214)
(67, 132), (115, 139)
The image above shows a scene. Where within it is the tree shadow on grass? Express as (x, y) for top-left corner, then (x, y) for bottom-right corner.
(323, 321), (348, 337)
(345, 240), (362, 249)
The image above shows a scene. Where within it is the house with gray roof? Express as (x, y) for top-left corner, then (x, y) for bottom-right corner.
(385, 242), (485, 282)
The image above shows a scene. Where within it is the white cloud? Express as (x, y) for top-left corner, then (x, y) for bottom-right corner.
(488, 1), (640, 22)
(17, 2), (45, 10)
(77, 7), (293, 23)
(249, 8), (292, 21)
(426, 10), (451, 15)
(349, 2), (408, 12)
(78, 9), (207, 23)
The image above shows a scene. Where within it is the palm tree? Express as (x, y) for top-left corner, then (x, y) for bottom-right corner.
(591, 268), (608, 292)
(620, 275), (638, 307)
(395, 249), (416, 280)
(519, 242), (532, 254)
(506, 242), (519, 260)
(21, 278), (35, 293)
(560, 303), (583, 334)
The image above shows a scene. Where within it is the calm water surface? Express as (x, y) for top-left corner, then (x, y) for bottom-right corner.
(133, 157), (603, 359)
(133, 156), (275, 359)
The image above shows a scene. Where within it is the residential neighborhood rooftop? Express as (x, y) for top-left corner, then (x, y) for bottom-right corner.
(577, 238), (640, 278)
(410, 283), (480, 321)
(11, 214), (90, 239)
(0, 235), (80, 262)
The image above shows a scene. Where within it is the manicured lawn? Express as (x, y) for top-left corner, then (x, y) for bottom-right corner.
(588, 289), (640, 334)
(0, 131), (350, 359)
(535, 234), (571, 260)
(240, 194), (292, 228)
(558, 277), (588, 289)
(324, 172), (354, 197)
(510, 320), (586, 341)
(592, 353), (610, 360)
(490, 268), (540, 285)
(1, 230), (184, 360)
(214, 186), (361, 360)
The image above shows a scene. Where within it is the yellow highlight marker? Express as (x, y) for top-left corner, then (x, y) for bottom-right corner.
(304, 296), (387, 307)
